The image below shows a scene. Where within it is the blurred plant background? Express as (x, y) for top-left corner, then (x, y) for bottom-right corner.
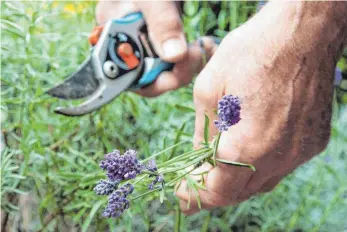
(1, 1), (347, 231)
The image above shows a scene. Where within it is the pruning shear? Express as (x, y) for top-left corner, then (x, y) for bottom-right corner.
(47, 12), (176, 116)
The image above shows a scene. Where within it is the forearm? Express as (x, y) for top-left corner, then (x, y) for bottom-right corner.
(229, 1), (347, 83)
(265, 1), (347, 62)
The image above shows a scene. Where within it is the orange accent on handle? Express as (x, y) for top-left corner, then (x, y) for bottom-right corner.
(117, 43), (140, 69)
(88, 25), (104, 46)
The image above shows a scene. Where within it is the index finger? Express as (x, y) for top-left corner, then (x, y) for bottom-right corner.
(135, 1), (187, 62)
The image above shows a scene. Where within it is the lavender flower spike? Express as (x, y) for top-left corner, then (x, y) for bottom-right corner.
(148, 174), (164, 190)
(99, 149), (144, 182)
(94, 179), (119, 195)
(146, 159), (158, 172)
(102, 183), (134, 218)
(214, 95), (241, 132)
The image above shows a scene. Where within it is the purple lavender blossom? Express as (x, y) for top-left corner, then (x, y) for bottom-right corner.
(93, 179), (119, 195)
(148, 174), (164, 190)
(99, 149), (144, 182)
(214, 120), (230, 132)
(102, 183), (134, 218)
(214, 95), (241, 132)
(146, 159), (158, 172)
(119, 183), (134, 195)
(146, 160), (163, 190)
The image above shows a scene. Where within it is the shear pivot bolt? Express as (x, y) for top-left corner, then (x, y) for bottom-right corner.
(103, 61), (118, 79)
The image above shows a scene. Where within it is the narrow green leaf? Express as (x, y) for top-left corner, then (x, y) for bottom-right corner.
(142, 140), (189, 163)
(230, 1), (239, 30)
(82, 200), (105, 232)
(174, 180), (183, 193)
(159, 188), (165, 203)
(3, 187), (27, 194)
(188, 178), (201, 209)
(212, 132), (222, 166)
(174, 104), (195, 113)
(216, 158), (256, 171)
(131, 188), (159, 201)
(126, 95), (139, 117)
(1, 19), (25, 34)
(204, 114), (210, 145)
(8, 174), (26, 179)
(6, 202), (20, 211)
(169, 123), (186, 159)
(218, 10), (227, 30)
(201, 213), (211, 232)
(196, 181), (207, 191)
(174, 205), (181, 232)
(39, 193), (55, 224)
(74, 207), (87, 223)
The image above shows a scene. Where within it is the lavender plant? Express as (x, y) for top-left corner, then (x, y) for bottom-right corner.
(95, 95), (255, 218)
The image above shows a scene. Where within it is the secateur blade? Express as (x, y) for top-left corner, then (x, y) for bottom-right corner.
(46, 57), (99, 99)
(53, 70), (138, 116)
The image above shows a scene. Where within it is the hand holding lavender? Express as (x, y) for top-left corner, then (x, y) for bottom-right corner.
(94, 95), (255, 218)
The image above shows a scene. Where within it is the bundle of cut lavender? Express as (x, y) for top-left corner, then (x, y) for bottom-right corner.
(94, 95), (255, 218)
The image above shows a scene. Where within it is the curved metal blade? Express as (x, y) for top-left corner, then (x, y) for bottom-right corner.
(46, 57), (99, 99)
(53, 70), (138, 116)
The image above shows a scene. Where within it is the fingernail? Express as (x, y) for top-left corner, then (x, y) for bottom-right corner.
(162, 37), (185, 59)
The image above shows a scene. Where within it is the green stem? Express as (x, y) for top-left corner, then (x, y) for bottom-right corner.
(169, 122), (186, 160)
(190, 171), (209, 176)
(142, 140), (189, 163)
(141, 170), (157, 176)
(166, 167), (196, 187)
(131, 188), (161, 201)
(213, 132), (222, 166)
(132, 175), (147, 186)
(160, 151), (212, 175)
(158, 148), (211, 168)
(157, 150), (197, 168)
(174, 205), (181, 232)
(201, 212), (211, 232)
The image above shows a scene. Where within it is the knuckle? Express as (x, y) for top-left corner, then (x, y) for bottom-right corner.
(206, 182), (235, 206)
(149, 11), (182, 38)
(236, 192), (253, 202)
(193, 74), (218, 107)
(259, 176), (283, 194)
(206, 191), (232, 207)
(154, 6), (182, 29)
(261, 184), (277, 193)
(162, 16), (183, 32)
(316, 130), (331, 153)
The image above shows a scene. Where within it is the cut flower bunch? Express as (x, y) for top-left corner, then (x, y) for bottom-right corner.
(94, 95), (256, 218)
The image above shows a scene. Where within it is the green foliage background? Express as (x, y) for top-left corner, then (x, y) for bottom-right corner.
(1, 1), (347, 231)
